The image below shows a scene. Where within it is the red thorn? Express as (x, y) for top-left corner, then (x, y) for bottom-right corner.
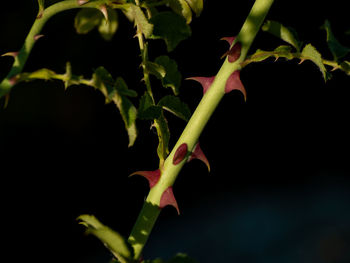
(1, 51), (19, 58)
(186, 76), (215, 95)
(173, 143), (188, 165)
(188, 143), (210, 172)
(129, 169), (161, 188)
(160, 187), (180, 215)
(227, 41), (242, 63)
(225, 71), (247, 101)
(220, 36), (236, 46)
(34, 34), (44, 41)
(77, 0), (89, 5)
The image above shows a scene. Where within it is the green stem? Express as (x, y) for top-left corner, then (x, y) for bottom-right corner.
(128, 0), (275, 259)
(0, 0), (113, 97)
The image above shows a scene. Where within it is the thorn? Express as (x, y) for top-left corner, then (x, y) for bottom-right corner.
(34, 34), (44, 41)
(226, 41), (242, 63)
(129, 169), (161, 188)
(188, 142), (210, 172)
(99, 5), (108, 21)
(159, 187), (180, 215)
(225, 71), (247, 101)
(77, 0), (89, 5)
(186, 76), (215, 95)
(1, 51), (19, 58)
(173, 143), (188, 165)
(220, 36), (236, 46)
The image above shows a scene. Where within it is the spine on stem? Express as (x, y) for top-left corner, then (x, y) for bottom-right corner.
(128, 0), (275, 260)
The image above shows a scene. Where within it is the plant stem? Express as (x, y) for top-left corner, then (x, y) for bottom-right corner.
(0, 0), (113, 97)
(128, 0), (275, 259)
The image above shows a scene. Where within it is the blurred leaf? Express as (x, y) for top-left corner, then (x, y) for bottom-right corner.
(150, 12), (191, 51)
(145, 61), (166, 79)
(18, 68), (56, 81)
(77, 215), (133, 263)
(93, 67), (137, 147)
(168, 253), (199, 263)
(156, 113), (170, 164)
(138, 92), (161, 120)
(184, 0), (203, 17)
(322, 20), (350, 62)
(340, 61), (350, 75)
(98, 8), (119, 41)
(74, 8), (103, 34)
(262, 20), (301, 51)
(131, 4), (153, 38)
(154, 56), (182, 95)
(168, 0), (192, 24)
(301, 44), (328, 81)
(158, 95), (191, 121)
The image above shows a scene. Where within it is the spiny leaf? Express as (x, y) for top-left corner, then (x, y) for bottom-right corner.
(131, 4), (153, 38)
(168, 0), (192, 24)
(300, 44), (328, 81)
(158, 95), (191, 121)
(262, 20), (301, 51)
(184, 0), (203, 17)
(92, 67), (137, 147)
(138, 92), (161, 120)
(322, 20), (350, 62)
(77, 215), (133, 263)
(154, 56), (182, 95)
(150, 12), (191, 52)
(98, 8), (119, 41)
(75, 8), (103, 34)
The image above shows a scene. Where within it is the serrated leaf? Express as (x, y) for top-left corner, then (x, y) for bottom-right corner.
(131, 4), (153, 38)
(150, 12), (191, 52)
(184, 0), (203, 17)
(301, 44), (328, 81)
(243, 45), (294, 66)
(93, 67), (137, 147)
(154, 56), (182, 95)
(138, 92), (161, 120)
(75, 8), (103, 34)
(168, 0), (192, 24)
(262, 20), (301, 51)
(145, 61), (166, 79)
(98, 8), (119, 41)
(340, 61), (350, 75)
(77, 215), (133, 263)
(158, 95), (191, 121)
(322, 20), (350, 62)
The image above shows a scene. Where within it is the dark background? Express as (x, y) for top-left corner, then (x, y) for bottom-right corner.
(0, 1), (349, 263)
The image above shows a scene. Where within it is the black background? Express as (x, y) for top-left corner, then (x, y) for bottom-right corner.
(0, 1), (349, 263)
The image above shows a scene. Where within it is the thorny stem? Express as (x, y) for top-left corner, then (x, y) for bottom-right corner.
(127, 0), (275, 260)
(0, 0), (118, 97)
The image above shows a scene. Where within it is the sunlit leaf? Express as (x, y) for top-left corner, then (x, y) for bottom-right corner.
(77, 215), (133, 263)
(131, 4), (153, 38)
(98, 8), (119, 41)
(184, 0), (203, 17)
(262, 20), (301, 51)
(18, 68), (56, 81)
(301, 44), (328, 81)
(92, 67), (138, 147)
(158, 95), (191, 121)
(168, 0), (192, 24)
(150, 12), (191, 52)
(322, 20), (350, 62)
(154, 56), (182, 95)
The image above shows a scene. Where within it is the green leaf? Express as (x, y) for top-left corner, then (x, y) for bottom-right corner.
(138, 92), (162, 120)
(98, 8), (119, 41)
(184, 0), (203, 17)
(130, 4), (153, 38)
(77, 215), (133, 263)
(154, 56), (182, 95)
(301, 44), (328, 81)
(158, 95), (191, 121)
(322, 20), (350, 62)
(150, 12), (191, 52)
(155, 113), (170, 164)
(92, 67), (138, 147)
(168, 0), (192, 24)
(18, 68), (56, 81)
(74, 8), (103, 35)
(262, 20), (301, 51)
(168, 253), (199, 263)
(145, 61), (166, 79)
(340, 61), (350, 75)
